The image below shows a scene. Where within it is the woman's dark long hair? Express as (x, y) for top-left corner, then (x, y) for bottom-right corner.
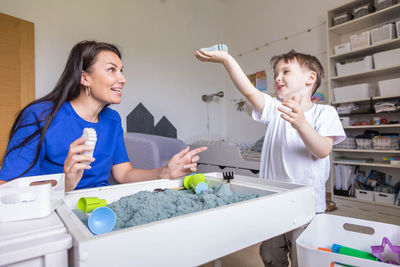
(2, 40), (121, 178)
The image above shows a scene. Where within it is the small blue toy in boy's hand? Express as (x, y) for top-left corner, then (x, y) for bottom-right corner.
(200, 44), (228, 52)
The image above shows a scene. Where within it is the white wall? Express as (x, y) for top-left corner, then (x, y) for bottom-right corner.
(0, 0), (349, 143)
(220, 0), (349, 143)
(0, 0), (227, 142)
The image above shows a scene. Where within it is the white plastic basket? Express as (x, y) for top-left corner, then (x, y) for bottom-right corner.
(297, 214), (400, 267)
(356, 138), (373, 149)
(0, 173), (65, 222)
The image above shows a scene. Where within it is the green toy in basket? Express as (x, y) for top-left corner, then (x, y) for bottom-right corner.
(184, 173), (208, 194)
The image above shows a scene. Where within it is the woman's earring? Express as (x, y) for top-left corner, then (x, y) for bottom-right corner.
(86, 86), (91, 97)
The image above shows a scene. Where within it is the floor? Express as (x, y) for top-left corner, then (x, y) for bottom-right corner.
(200, 202), (400, 267)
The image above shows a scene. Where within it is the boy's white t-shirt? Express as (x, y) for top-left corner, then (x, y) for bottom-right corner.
(253, 94), (346, 213)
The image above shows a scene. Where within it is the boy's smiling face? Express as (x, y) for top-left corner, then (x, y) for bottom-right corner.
(273, 59), (313, 100)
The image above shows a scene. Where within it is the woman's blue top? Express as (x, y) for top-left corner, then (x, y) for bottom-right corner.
(0, 101), (130, 189)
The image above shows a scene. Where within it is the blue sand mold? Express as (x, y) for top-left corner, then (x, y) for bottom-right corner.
(88, 207), (116, 235)
(195, 182), (208, 194)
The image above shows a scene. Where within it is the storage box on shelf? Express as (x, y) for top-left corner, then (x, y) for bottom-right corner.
(355, 188), (375, 201)
(353, 3), (375, 18)
(371, 23), (396, 44)
(372, 136), (400, 150)
(378, 77), (400, 96)
(373, 47), (400, 68)
(396, 20), (400, 37)
(333, 83), (376, 102)
(356, 138), (373, 149)
(334, 137), (356, 149)
(374, 191), (396, 204)
(336, 56), (373, 76)
(350, 31), (371, 50)
(332, 12), (353, 26)
(334, 42), (351, 55)
(374, 0), (398, 11)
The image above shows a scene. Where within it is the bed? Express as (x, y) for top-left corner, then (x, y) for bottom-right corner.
(190, 139), (261, 177)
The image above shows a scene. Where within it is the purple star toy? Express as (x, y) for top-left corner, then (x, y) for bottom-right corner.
(371, 237), (400, 265)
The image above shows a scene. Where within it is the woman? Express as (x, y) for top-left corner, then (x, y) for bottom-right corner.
(0, 40), (206, 191)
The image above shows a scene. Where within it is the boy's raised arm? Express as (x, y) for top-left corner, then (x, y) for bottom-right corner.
(195, 50), (265, 113)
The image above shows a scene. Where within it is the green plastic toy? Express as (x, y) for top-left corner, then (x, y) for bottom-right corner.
(184, 173), (208, 194)
(77, 197), (107, 214)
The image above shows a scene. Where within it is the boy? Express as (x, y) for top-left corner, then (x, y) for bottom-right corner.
(195, 49), (345, 267)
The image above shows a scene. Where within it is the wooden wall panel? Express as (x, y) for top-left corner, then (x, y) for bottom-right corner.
(0, 13), (35, 162)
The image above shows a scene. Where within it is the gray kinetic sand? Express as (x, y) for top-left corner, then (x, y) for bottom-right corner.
(73, 183), (258, 232)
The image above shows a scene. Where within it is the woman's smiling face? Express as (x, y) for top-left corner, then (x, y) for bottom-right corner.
(84, 50), (126, 105)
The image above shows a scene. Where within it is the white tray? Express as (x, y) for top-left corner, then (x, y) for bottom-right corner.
(57, 172), (315, 267)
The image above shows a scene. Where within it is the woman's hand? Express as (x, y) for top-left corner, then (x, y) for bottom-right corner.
(194, 50), (229, 64)
(63, 136), (95, 191)
(160, 146), (207, 179)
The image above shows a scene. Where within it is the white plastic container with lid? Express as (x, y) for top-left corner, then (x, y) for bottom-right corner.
(373, 47), (400, 69)
(371, 23), (396, 44)
(333, 83), (376, 102)
(336, 56), (373, 76)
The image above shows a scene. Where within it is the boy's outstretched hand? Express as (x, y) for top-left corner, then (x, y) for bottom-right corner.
(194, 50), (228, 63)
(277, 96), (307, 131)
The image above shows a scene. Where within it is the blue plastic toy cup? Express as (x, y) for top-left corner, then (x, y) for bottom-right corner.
(88, 207), (116, 235)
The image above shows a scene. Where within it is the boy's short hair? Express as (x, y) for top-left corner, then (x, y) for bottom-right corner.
(270, 50), (324, 95)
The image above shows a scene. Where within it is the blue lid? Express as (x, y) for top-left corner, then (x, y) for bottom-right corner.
(195, 182), (208, 194)
(332, 244), (341, 253)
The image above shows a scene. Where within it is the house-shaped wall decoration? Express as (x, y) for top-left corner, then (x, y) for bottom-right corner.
(127, 103), (154, 134)
(127, 103), (177, 138)
(155, 116), (176, 138)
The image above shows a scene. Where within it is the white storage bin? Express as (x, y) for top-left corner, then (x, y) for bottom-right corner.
(334, 42), (351, 55)
(350, 31), (370, 50)
(340, 117), (350, 127)
(297, 214), (400, 267)
(396, 21), (400, 38)
(374, 191), (395, 205)
(371, 23), (396, 44)
(332, 12), (353, 26)
(374, 0), (398, 11)
(336, 56), (373, 76)
(333, 83), (376, 102)
(355, 189), (374, 201)
(356, 138), (373, 149)
(378, 77), (400, 97)
(373, 47), (400, 69)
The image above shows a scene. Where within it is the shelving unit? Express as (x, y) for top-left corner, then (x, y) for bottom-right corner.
(326, 0), (400, 214)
